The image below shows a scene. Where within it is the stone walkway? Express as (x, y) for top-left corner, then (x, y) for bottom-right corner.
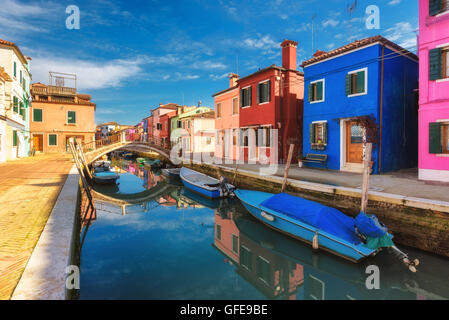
(0, 154), (73, 300)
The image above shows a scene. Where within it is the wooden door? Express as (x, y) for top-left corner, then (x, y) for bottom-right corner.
(33, 134), (43, 152)
(346, 122), (363, 164)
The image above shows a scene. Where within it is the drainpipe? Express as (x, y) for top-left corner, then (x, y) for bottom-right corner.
(279, 70), (284, 164)
(378, 45), (385, 173)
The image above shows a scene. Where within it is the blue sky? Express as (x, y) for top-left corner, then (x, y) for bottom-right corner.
(0, 0), (419, 125)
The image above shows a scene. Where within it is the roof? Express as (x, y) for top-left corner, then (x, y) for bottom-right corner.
(301, 35), (418, 67)
(212, 85), (238, 97)
(0, 38), (30, 66)
(237, 65), (303, 83)
(179, 107), (214, 119)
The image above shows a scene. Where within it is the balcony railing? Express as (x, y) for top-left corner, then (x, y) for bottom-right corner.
(48, 85), (76, 96)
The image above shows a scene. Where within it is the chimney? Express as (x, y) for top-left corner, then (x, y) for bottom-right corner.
(229, 73), (239, 88)
(280, 39), (298, 70)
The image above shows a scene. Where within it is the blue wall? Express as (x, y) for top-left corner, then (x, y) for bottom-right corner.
(302, 43), (418, 174)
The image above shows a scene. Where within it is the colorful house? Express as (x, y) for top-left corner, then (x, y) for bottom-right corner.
(301, 36), (419, 174)
(149, 103), (179, 145)
(213, 73), (240, 161)
(215, 39), (304, 164)
(0, 39), (32, 161)
(159, 110), (177, 149)
(177, 106), (215, 154)
(30, 80), (96, 153)
(0, 66), (12, 162)
(418, 0), (449, 182)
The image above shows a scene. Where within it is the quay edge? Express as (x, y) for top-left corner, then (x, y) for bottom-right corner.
(185, 162), (449, 258)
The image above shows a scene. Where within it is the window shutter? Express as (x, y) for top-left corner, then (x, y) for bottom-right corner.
(248, 87), (252, 106)
(316, 81), (323, 101)
(345, 74), (352, 96)
(267, 80), (271, 102)
(308, 84), (313, 102)
(429, 48), (442, 80)
(13, 131), (17, 147)
(429, 0), (442, 16)
(356, 71), (365, 93)
(322, 122), (328, 144)
(240, 90), (243, 108)
(257, 84), (261, 104)
(309, 123), (315, 145)
(429, 122), (442, 154)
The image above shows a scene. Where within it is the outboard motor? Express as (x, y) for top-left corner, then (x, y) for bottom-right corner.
(219, 176), (232, 197)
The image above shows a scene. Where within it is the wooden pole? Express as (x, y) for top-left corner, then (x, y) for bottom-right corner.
(281, 144), (295, 193)
(232, 163), (239, 185)
(361, 143), (372, 213)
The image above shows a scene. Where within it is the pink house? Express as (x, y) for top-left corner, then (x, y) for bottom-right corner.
(419, 0), (449, 182)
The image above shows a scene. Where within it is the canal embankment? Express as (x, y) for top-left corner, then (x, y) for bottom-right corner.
(0, 154), (74, 300)
(185, 161), (449, 258)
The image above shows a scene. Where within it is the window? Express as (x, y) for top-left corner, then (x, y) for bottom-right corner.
(48, 134), (57, 146)
(13, 130), (17, 147)
(240, 246), (252, 271)
(232, 129), (238, 146)
(346, 69), (367, 96)
(177, 120), (182, 128)
(240, 128), (249, 147)
(232, 234), (239, 254)
(429, 0), (449, 16)
(429, 122), (449, 154)
(67, 111), (76, 124)
(259, 127), (271, 147)
(13, 97), (18, 113)
(13, 62), (16, 77)
(240, 87), (252, 108)
(308, 79), (324, 103)
(309, 122), (328, 150)
(309, 275), (325, 300)
(20, 70), (22, 84)
(429, 47), (449, 80)
(19, 102), (25, 119)
(257, 80), (271, 104)
(257, 256), (271, 285)
(206, 137), (212, 145)
(216, 224), (222, 240)
(232, 98), (238, 115)
(216, 103), (222, 118)
(182, 121), (185, 129)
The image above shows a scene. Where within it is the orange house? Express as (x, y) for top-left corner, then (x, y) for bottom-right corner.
(30, 82), (96, 153)
(213, 73), (240, 161)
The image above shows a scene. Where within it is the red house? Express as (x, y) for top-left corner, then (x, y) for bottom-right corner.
(159, 110), (177, 149)
(237, 39), (304, 164)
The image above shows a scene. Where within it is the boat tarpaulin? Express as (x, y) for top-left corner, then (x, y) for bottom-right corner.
(365, 234), (395, 250)
(355, 212), (388, 238)
(261, 193), (361, 244)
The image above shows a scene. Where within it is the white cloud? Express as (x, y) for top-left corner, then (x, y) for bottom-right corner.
(388, 0), (402, 5)
(385, 22), (417, 49)
(322, 18), (340, 28)
(209, 73), (229, 81)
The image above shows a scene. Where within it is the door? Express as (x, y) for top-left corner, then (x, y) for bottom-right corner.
(346, 122), (364, 164)
(33, 134), (43, 152)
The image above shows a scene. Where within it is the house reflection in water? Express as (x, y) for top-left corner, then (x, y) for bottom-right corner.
(213, 209), (304, 300)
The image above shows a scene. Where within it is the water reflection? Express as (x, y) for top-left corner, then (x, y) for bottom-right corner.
(79, 159), (449, 300)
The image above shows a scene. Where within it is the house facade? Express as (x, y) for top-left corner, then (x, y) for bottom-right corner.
(149, 103), (179, 145)
(30, 82), (96, 153)
(0, 67), (12, 162)
(177, 107), (215, 154)
(213, 73), (240, 161)
(0, 39), (32, 161)
(301, 36), (419, 174)
(159, 110), (177, 149)
(233, 40), (303, 164)
(418, 0), (449, 182)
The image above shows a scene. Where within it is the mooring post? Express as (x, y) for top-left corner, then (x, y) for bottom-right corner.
(281, 144), (295, 193)
(361, 143), (373, 213)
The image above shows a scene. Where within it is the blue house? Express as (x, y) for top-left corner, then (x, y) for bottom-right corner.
(301, 36), (419, 174)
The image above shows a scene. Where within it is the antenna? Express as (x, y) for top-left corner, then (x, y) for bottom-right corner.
(347, 0), (357, 41)
(312, 14), (317, 57)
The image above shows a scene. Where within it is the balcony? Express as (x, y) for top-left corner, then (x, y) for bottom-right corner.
(48, 85), (76, 96)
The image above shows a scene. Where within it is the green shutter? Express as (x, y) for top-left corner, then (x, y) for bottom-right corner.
(13, 97), (18, 113)
(33, 109), (42, 122)
(19, 102), (24, 118)
(322, 122), (328, 144)
(68, 111), (76, 124)
(429, 48), (442, 80)
(356, 71), (365, 93)
(429, 122), (442, 154)
(240, 90), (244, 108)
(429, 0), (442, 16)
(345, 74), (352, 96)
(316, 81), (323, 101)
(267, 80), (271, 102)
(13, 62), (16, 77)
(308, 83), (314, 102)
(309, 123), (315, 145)
(13, 130), (17, 147)
(257, 83), (261, 104)
(49, 134), (57, 146)
(248, 87), (252, 106)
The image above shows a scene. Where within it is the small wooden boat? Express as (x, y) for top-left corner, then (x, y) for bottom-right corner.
(92, 171), (119, 184)
(234, 190), (392, 263)
(180, 167), (235, 199)
(136, 157), (146, 164)
(161, 168), (181, 178)
(93, 160), (111, 168)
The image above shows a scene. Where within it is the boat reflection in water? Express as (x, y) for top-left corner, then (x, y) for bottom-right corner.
(80, 158), (449, 300)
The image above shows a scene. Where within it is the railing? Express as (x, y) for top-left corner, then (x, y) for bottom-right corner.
(48, 85), (76, 96)
(82, 133), (122, 154)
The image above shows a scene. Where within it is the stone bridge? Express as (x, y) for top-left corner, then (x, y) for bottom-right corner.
(84, 141), (172, 164)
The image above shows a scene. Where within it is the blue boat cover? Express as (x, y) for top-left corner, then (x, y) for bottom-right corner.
(355, 212), (387, 238)
(94, 172), (117, 177)
(260, 193), (361, 244)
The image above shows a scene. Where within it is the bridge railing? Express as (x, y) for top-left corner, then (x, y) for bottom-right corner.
(82, 133), (122, 153)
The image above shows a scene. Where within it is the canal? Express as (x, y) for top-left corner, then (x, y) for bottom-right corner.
(78, 156), (449, 300)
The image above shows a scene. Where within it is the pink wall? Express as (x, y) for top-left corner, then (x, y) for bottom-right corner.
(418, 0), (449, 180)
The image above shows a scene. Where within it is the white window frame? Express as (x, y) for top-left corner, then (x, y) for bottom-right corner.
(309, 275), (325, 300)
(241, 86), (252, 109)
(48, 133), (58, 147)
(257, 256), (271, 286)
(310, 78), (325, 104)
(240, 245), (252, 271)
(347, 67), (368, 98)
(257, 79), (271, 106)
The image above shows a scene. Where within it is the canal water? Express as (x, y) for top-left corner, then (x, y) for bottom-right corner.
(79, 158), (449, 300)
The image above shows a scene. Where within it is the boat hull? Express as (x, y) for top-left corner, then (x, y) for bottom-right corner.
(235, 190), (375, 263)
(180, 167), (234, 199)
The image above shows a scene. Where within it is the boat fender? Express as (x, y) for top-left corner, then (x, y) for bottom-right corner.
(312, 231), (319, 251)
(261, 211), (275, 222)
